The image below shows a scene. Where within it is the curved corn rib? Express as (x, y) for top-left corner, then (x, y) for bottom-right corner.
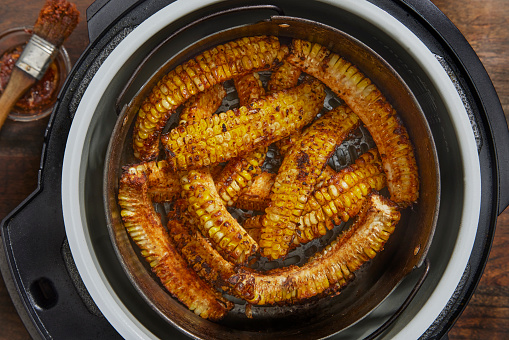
(297, 149), (386, 243)
(166, 202), (235, 293)
(178, 84), (226, 124)
(215, 147), (268, 207)
(122, 160), (180, 203)
(117, 168), (233, 320)
(230, 194), (401, 305)
(180, 168), (259, 264)
(162, 79), (326, 171)
(133, 35), (286, 161)
(260, 105), (360, 260)
(287, 39), (419, 206)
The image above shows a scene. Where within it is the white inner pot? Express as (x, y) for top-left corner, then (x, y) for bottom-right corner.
(61, 0), (481, 339)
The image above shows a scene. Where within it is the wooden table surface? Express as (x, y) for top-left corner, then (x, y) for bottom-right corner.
(0, 0), (507, 339)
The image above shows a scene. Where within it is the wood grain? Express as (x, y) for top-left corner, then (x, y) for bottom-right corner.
(0, 0), (507, 339)
(430, 1), (509, 339)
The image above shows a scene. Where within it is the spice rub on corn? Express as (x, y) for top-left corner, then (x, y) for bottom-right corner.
(117, 167), (233, 320)
(167, 201), (236, 293)
(162, 79), (326, 171)
(231, 194), (401, 305)
(287, 39), (419, 207)
(180, 168), (259, 265)
(133, 35), (286, 161)
(297, 149), (386, 243)
(260, 105), (360, 260)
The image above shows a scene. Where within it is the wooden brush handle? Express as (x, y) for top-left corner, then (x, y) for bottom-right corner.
(0, 68), (37, 130)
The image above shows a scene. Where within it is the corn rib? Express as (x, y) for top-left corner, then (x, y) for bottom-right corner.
(287, 39), (419, 206)
(267, 60), (302, 93)
(166, 201), (235, 293)
(235, 171), (276, 211)
(260, 105), (360, 260)
(162, 79), (326, 171)
(215, 146), (268, 207)
(230, 194), (401, 305)
(117, 167), (232, 320)
(297, 149), (386, 243)
(133, 35), (285, 161)
(180, 168), (259, 264)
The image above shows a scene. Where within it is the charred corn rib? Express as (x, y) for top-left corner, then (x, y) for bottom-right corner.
(117, 168), (232, 320)
(178, 84), (226, 124)
(297, 149), (386, 243)
(133, 35), (286, 161)
(268, 60), (303, 155)
(180, 168), (259, 264)
(162, 79), (326, 171)
(287, 39), (419, 206)
(234, 72), (265, 106)
(128, 160), (225, 203)
(167, 202), (235, 293)
(132, 86), (227, 201)
(214, 72), (268, 207)
(238, 157), (381, 247)
(230, 194), (401, 305)
(260, 105), (360, 260)
(122, 160), (181, 203)
(234, 166), (336, 212)
(215, 147), (268, 207)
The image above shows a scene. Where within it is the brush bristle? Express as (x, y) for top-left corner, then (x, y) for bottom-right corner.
(33, 0), (80, 47)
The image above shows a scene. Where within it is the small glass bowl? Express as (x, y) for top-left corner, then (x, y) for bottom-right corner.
(0, 27), (71, 122)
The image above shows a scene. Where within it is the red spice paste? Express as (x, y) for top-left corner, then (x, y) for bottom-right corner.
(0, 44), (59, 113)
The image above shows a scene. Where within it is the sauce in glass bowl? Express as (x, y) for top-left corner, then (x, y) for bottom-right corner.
(0, 44), (60, 113)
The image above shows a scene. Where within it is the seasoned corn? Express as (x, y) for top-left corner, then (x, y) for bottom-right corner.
(297, 149), (386, 243)
(180, 168), (259, 264)
(162, 79), (326, 171)
(178, 84), (226, 124)
(133, 35), (285, 161)
(231, 194), (401, 305)
(287, 39), (419, 206)
(117, 167), (232, 320)
(260, 105), (360, 260)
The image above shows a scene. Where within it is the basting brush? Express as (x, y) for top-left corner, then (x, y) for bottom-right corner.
(0, 0), (80, 130)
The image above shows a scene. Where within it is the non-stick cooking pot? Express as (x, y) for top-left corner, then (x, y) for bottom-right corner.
(1, 0), (508, 339)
